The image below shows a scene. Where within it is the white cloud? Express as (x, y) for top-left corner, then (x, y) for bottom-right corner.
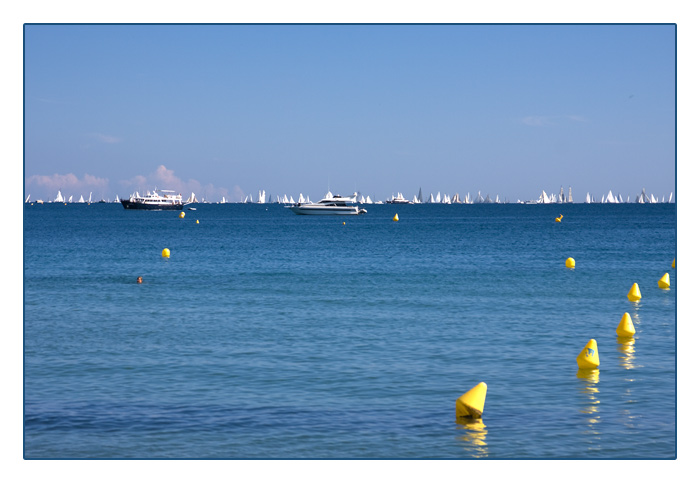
(93, 133), (121, 144)
(520, 115), (587, 126)
(26, 173), (109, 198)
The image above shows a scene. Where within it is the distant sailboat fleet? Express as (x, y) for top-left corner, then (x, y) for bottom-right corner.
(26, 186), (674, 205)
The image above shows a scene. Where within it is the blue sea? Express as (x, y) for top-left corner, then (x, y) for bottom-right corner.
(23, 202), (676, 459)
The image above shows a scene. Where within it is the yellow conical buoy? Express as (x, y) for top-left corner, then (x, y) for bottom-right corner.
(658, 273), (670, 290)
(555, 214), (563, 222)
(576, 339), (600, 370)
(196, 220), (199, 224)
(456, 382), (487, 419)
(565, 257), (575, 269)
(179, 211), (185, 219)
(616, 312), (636, 337)
(393, 213), (399, 222)
(162, 248), (170, 258)
(343, 222), (346, 225)
(672, 258), (675, 269)
(627, 283), (641, 302)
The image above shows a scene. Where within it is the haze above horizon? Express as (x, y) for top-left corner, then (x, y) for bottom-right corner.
(24, 24), (676, 203)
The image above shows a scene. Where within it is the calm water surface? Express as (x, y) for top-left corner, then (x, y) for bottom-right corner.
(24, 203), (676, 459)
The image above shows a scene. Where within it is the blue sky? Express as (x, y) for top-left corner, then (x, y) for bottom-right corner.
(23, 24), (676, 202)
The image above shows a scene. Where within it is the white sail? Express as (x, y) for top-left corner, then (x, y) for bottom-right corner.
(435, 192), (441, 203)
(669, 192), (673, 203)
(68, 195), (73, 203)
(540, 190), (550, 204)
(78, 195), (85, 203)
(605, 190), (616, 203)
(88, 192), (92, 203)
(412, 195), (419, 203)
(465, 192), (472, 204)
(54, 190), (64, 203)
(650, 194), (657, 203)
(258, 190), (266, 203)
(585, 192), (591, 204)
(298, 193), (305, 203)
(25, 194), (30, 203)
(366, 195), (373, 204)
(429, 193), (435, 203)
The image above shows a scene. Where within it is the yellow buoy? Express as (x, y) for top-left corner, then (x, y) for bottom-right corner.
(616, 312), (636, 337)
(456, 382), (487, 419)
(555, 214), (563, 222)
(658, 273), (670, 290)
(196, 220), (199, 224)
(393, 213), (399, 222)
(627, 283), (641, 302)
(162, 248), (170, 258)
(565, 257), (575, 269)
(343, 222), (346, 225)
(179, 211), (185, 219)
(672, 258), (675, 269)
(576, 339), (600, 370)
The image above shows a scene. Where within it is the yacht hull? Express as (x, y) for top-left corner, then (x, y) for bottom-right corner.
(289, 205), (364, 215)
(121, 199), (184, 210)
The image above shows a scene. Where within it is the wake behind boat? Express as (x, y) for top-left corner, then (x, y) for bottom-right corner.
(121, 189), (189, 210)
(288, 191), (367, 215)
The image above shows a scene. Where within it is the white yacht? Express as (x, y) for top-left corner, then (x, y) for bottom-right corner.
(386, 192), (412, 204)
(121, 189), (189, 210)
(288, 191), (367, 215)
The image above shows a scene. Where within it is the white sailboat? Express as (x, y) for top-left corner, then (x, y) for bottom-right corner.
(54, 190), (65, 203)
(25, 194), (30, 203)
(365, 195), (373, 204)
(258, 190), (266, 203)
(68, 195), (73, 203)
(605, 190), (617, 203)
(539, 190), (550, 204)
(669, 192), (673, 203)
(78, 195), (85, 203)
(429, 193), (435, 203)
